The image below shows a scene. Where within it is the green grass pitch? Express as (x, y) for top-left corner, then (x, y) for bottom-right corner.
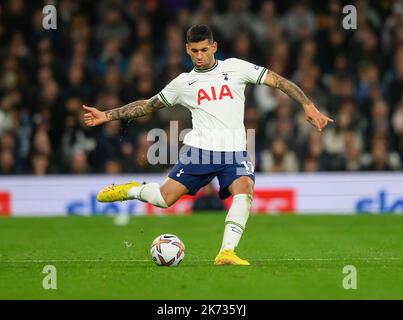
(0, 214), (403, 299)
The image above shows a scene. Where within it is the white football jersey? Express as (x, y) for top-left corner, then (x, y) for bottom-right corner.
(157, 58), (268, 151)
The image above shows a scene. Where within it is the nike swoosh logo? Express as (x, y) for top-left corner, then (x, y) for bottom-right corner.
(188, 80), (198, 86)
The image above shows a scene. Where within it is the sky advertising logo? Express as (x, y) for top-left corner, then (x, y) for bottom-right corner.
(66, 194), (139, 215)
(355, 190), (403, 213)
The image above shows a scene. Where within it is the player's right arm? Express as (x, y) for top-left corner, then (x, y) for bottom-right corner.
(82, 95), (165, 127)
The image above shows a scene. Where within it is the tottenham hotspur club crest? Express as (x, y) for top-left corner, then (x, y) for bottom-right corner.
(222, 73), (229, 81)
(176, 169), (184, 177)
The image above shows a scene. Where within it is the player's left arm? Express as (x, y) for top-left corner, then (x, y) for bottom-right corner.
(263, 71), (333, 131)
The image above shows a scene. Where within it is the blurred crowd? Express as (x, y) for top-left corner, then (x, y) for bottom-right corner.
(0, 0), (402, 175)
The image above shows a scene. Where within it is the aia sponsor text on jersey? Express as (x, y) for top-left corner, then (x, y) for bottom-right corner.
(197, 84), (234, 105)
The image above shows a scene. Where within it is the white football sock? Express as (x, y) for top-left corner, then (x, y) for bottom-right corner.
(220, 194), (252, 251)
(128, 182), (168, 208)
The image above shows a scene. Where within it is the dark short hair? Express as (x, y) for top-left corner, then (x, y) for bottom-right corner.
(186, 25), (213, 43)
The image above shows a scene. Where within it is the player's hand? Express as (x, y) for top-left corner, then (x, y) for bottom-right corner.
(303, 104), (334, 132)
(82, 105), (108, 126)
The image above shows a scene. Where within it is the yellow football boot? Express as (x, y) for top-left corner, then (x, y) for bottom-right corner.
(214, 249), (250, 266)
(96, 181), (141, 202)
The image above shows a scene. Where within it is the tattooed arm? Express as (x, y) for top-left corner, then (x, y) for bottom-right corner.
(263, 71), (333, 131)
(264, 71), (312, 107)
(82, 96), (166, 127)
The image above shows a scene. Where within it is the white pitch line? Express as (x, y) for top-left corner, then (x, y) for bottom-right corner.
(0, 259), (150, 263)
(251, 257), (403, 261)
(1, 257), (403, 263)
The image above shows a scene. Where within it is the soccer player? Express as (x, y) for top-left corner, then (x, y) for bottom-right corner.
(83, 25), (333, 265)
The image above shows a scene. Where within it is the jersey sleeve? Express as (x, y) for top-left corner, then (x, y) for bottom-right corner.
(233, 58), (268, 85)
(157, 76), (181, 107)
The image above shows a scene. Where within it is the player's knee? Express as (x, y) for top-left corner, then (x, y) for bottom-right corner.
(144, 183), (169, 208)
(162, 196), (172, 208)
(235, 185), (254, 196)
(229, 176), (254, 195)
(159, 190), (176, 208)
(160, 179), (188, 207)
